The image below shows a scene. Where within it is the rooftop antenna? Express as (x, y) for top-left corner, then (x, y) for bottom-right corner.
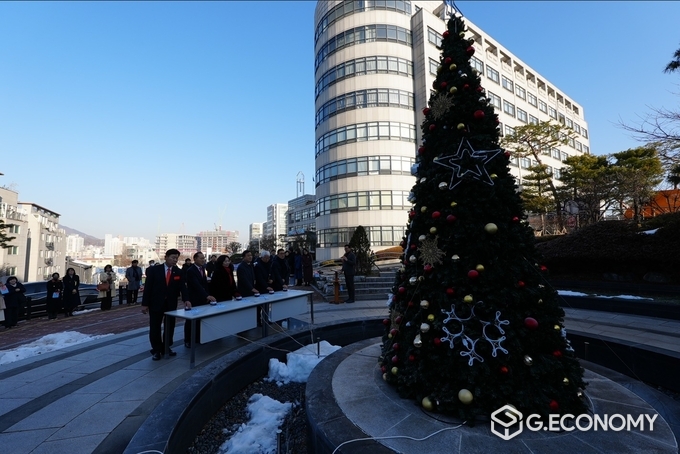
(296, 171), (304, 197)
(445, 0), (462, 16)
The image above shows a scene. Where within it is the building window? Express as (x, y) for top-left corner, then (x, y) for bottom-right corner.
(316, 55), (413, 98)
(583, 145), (590, 153)
(568, 137), (575, 148)
(487, 91), (501, 109)
(7, 224), (20, 234)
(561, 151), (568, 162)
(316, 122), (415, 157)
(316, 191), (411, 216)
(527, 92), (537, 107)
(470, 56), (484, 73)
(575, 141), (582, 152)
(552, 148), (561, 160)
(316, 155), (415, 186)
(515, 85), (526, 100)
(566, 118), (573, 129)
(486, 65), (499, 84)
(315, 24), (412, 71)
(528, 114), (539, 125)
(503, 100), (515, 117)
(553, 168), (562, 179)
(7, 246), (18, 255)
(501, 76), (514, 92)
(427, 27), (442, 46)
(316, 88), (414, 126)
(573, 123), (581, 134)
(429, 58), (439, 75)
(548, 107), (557, 119)
(538, 100), (547, 113)
(517, 108), (527, 123)
(505, 125), (515, 136)
(582, 128), (588, 139)
(521, 158), (531, 169)
(317, 225), (406, 248)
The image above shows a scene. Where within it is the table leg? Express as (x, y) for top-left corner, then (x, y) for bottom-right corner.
(164, 315), (171, 358)
(190, 319), (197, 369)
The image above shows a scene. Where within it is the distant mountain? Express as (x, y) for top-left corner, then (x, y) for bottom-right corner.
(61, 225), (104, 247)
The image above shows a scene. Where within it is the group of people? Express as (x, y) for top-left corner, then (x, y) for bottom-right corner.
(1, 276), (26, 328)
(140, 247), (313, 361)
(46, 269), (82, 318)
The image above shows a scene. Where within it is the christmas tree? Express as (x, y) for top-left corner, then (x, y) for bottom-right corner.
(380, 13), (587, 421)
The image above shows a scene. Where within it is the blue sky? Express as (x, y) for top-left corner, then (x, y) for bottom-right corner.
(1, 1), (679, 243)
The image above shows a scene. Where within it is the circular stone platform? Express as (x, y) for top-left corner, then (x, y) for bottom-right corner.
(306, 338), (678, 454)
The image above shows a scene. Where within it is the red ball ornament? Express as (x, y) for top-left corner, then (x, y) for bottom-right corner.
(442, 30), (450, 38)
(446, 214), (456, 223)
(424, 264), (433, 273)
(381, 365), (387, 373)
(431, 211), (441, 219)
(446, 287), (455, 296)
(391, 355), (399, 364)
(410, 245), (417, 251)
(512, 216), (520, 222)
(409, 210), (416, 219)
(403, 260), (409, 265)
(423, 107), (430, 115)
(500, 366), (509, 374)
(382, 318), (390, 326)
(549, 400), (559, 411)
(440, 81), (447, 89)
(395, 316), (403, 325)
(553, 350), (562, 358)
(476, 86), (484, 93)
(390, 328), (399, 337)
(524, 317), (538, 330)
(474, 110), (485, 120)
(466, 46), (475, 56)
(408, 300), (414, 307)
(393, 343), (400, 351)
(398, 287), (406, 294)
(433, 338), (441, 346)
(463, 84), (470, 90)
(408, 354), (416, 362)
(429, 124), (436, 131)
(540, 265), (548, 272)
(444, 57), (452, 65)
(468, 270), (479, 279)
(418, 146), (425, 155)
(518, 280), (525, 288)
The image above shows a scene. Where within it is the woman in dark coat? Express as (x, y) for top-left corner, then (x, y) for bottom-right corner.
(46, 273), (63, 320)
(62, 268), (80, 316)
(294, 249), (303, 286)
(301, 248), (313, 286)
(210, 255), (236, 302)
(2, 276), (26, 328)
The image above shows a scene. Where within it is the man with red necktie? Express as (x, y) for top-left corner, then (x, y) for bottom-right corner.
(141, 248), (190, 360)
(184, 251), (217, 348)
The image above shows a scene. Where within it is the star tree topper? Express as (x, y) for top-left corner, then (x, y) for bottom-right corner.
(434, 138), (502, 190)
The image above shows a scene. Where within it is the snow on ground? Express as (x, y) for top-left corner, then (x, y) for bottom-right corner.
(557, 290), (653, 300)
(220, 341), (341, 453)
(267, 340), (342, 384)
(0, 331), (112, 365)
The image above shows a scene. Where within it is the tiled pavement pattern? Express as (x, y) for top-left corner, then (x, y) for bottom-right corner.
(0, 297), (679, 454)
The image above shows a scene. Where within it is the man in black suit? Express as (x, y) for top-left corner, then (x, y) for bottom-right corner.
(236, 250), (258, 297)
(184, 251), (216, 348)
(141, 248), (190, 360)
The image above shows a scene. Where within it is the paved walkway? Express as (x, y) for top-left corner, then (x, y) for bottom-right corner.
(0, 299), (679, 454)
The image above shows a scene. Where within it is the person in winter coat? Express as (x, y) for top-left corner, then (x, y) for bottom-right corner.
(210, 255), (236, 302)
(98, 264), (117, 310)
(62, 268), (80, 316)
(2, 276), (25, 328)
(301, 248), (313, 286)
(46, 273), (63, 319)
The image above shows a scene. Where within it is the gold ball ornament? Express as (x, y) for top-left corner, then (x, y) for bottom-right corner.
(458, 389), (474, 404)
(420, 300), (430, 309)
(400, 267), (405, 273)
(450, 201), (458, 207)
(427, 314), (435, 322)
(438, 182), (448, 190)
(457, 123), (466, 130)
(449, 86), (457, 94)
(419, 234), (426, 241)
(418, 276), (424, 282)
(484, 223), (498, 234)
(391, 367), (398, 375)
(409, 255), (417, 263)
(420, 323), (430, 333)
(383, 373), (388, 381)
(409, 277), (417, 285)
(577, 390), (584, 398)
(430, 227), (437, 234)
(420, 177), (427, 183)
(563, 378), (570, 385)
(421, 206), (428, 213)
(554, 325), (561, 330)
(449, 63), (457, 71)
(523, 355), (533, 366)
(538, 299), (543, 304)
(451, 254), (460, 261)
(476, 264), (485, 272)
(463, 295), (473, 304)
(422, 396), (434, 411)
(413, 334), (423, 347)
(458, 31), (465, 37)
(490, 173), (498, 179)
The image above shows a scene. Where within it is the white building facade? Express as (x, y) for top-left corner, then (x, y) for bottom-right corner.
(313, 0), (590, 260)
(265, 203), (288, 247)
(249, 222), (264, 243)
(155, 233), (198, 258)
